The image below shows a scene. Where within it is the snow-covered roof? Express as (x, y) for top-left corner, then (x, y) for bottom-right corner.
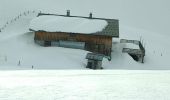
(30, 15), (108, 34)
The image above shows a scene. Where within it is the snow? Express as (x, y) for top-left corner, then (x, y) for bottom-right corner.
(0, 7), (169, 69)
(123, 43), (139, 49)
(0, 0), (170, 99)
(1, 70), (170, 100)
(30, 15), (108, 33)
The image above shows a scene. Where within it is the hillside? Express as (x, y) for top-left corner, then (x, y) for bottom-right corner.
(0, 0), (170, 100)
(0, 9), (170, 69)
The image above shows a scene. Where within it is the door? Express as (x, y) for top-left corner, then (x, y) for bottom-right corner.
(44, 41), (51, 47)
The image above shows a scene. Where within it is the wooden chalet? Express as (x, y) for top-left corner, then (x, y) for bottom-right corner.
(29, 11), (119, 59)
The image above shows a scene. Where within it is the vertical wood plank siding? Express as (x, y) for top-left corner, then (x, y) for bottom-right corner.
(35, 31), (112, 56)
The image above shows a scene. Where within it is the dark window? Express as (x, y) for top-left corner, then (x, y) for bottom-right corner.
(69, 33), (76, 37)
(44, 41), (51, 47)
(69, 33), (76, 41)
(98, 44), (105, 52)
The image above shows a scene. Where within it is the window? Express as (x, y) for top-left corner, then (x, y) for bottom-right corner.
(69, 33), (76, 37)
(69, 33), (76, 41)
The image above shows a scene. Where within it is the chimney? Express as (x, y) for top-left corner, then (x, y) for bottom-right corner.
(89, 12), (93, 18)
(67, 10), (70, 16)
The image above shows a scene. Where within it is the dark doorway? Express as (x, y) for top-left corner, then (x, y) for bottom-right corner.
(44, 41), (51, 47)
(87, 62), (93, 69)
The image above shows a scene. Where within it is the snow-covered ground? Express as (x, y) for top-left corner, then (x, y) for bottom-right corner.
(0, 70), (170, 100)
(0, 11), (169, 70)
(0, 0), (170, 99)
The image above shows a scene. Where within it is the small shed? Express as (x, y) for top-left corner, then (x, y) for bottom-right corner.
(86, 53), (105, 69)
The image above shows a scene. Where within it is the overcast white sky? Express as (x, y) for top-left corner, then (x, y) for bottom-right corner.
(0, 0), (170, 35)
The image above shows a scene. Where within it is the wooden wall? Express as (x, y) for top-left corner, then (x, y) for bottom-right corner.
(34, 31), (112, 56)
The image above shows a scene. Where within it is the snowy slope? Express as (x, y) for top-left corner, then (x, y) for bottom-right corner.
(0, 13), (88, 69)
(0, 12), (169, 69)
(0, 0), (170, 100)
(1, 0), (170, 35)
(0, 0), (170, 69)
(0, 70), (170, 100)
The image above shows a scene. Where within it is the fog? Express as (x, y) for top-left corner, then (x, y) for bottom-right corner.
(0, 0), (170, 35)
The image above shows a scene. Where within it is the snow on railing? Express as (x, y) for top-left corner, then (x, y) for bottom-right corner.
(0, 10), (41, 32)
(120, 38), (145, 63)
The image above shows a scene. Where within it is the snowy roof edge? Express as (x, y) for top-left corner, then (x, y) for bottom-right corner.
(37, 13), (119, 21)
(30, 13), (119, 37)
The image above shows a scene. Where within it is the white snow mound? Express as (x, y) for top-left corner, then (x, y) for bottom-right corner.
(29, 15), (108, 33)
